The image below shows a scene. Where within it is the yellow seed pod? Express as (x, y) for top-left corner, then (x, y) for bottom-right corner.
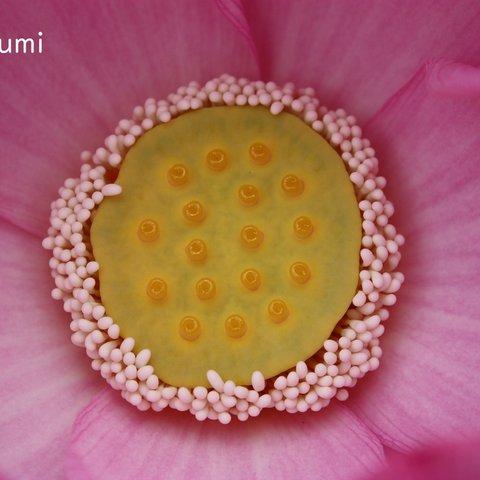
(91, 106), (361, 387)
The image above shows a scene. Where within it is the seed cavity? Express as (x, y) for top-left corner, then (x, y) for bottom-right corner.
(225, 315), (247, 338)
(167, 164), (188, 186)
(241, 268), (261, 291)
(137, 219), (159, 242)
(185, 239), (207, 263)
(241, 225), (264, 249)
(249, 143), (271, 165)
(268, 299), (289, 323)
(183, 201), (205, 223)
(206, 149), (228, 171)
(290, 261), (311, 284)
(179, 316), (201, 341)
(196, 278), (216, 300)
(146, 278), (167, 301)
(238, 184), (260, 207)
(294, 216), (314, 238)
(282, 174), (304, 197)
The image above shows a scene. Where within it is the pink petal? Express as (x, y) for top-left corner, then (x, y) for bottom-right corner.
(67, 390), (385, 480)
(0, 221), (101, 478)
(365, 439), (480, 480)
(243, 0), (480, 119)
(350, 61), (480, 450)
(0, 0), (258, 237)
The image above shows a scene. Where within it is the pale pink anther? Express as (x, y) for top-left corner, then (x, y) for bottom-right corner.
(270, 101), (284, 115)
(223, 380), (235, 396)
(251, 371), (266, 392)
(247, 390), (259, 404)
(314, 363), (327, 377)
(207, 370), (224, 392)
(221, 394), (236, 409)
(146, 374), (160, 390)
(206, 390), (220, 404)
(120, 337), (135, 354)
(234, 385), (249, 398)
(286, 371), (299, 387)
(135, 349), (151, 368)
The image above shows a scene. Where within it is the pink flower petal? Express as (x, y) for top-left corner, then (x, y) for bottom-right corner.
(0, 0), (258, 237)
(350, 61), (480, 450)
(67, 390), (385, 480)
(0, 221), (101, 478)
(365, 439), (480, 480)
(243, 0), (480, 119)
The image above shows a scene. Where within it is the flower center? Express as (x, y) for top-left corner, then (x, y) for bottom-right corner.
(90, 106), (361, 387)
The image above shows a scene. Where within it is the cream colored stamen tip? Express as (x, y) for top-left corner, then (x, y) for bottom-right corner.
(240, 268), (261, 291)
(241, 225), (264, 249)
(146, 278), (167, 301)
(179, 316), (201, 341)
(206, 149), (228, 171)
(183, 200), (205, 223)
(225, 315), (247, 338)
(238, 184), (260, 206)
(290, 262), (311, 284)
(249, 142), (271, 165)
(167, 164), (188, 186)
(293, 216), (314, 238)
(282, 174), (304, 196)
(268, 299), (289, 323)
(185, 239), (207, 262)
(137, 219), (159, 242)
(196, 277), (216, 300)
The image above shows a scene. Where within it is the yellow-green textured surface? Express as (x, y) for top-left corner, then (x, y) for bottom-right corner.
(91, 106), (361, 387)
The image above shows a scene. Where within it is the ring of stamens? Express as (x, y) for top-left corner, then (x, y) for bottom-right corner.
(42, 75), (404, 424)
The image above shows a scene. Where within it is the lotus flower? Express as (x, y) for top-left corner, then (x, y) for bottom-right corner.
(1, 1), (479, 479)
